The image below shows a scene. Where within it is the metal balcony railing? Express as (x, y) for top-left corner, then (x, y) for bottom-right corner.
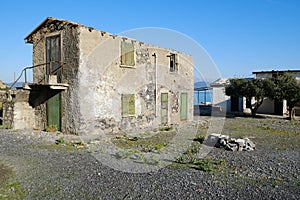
(11, 61), (65, 89)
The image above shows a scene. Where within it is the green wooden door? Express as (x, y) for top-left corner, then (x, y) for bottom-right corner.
(180, 93), (188, 120)
(161, 93), (168, 124)
(47, 93), (61, 130)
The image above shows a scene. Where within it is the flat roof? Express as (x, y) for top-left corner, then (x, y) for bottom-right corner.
(194, 87), (212, 91)
(253, 70), (300, 74)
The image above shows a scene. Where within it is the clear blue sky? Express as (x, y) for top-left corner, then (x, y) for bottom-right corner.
(0, 0), (299, 83)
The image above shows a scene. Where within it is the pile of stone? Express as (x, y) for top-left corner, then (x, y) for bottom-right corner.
(205, 133), (255, 151)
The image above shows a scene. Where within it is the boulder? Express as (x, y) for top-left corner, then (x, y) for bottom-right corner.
(205, 134), (255, 151)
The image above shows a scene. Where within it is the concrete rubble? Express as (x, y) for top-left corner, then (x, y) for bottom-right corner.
(206, 133), (255, 151)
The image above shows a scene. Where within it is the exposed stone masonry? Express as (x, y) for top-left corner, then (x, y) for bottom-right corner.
(2, 90), (35, 129)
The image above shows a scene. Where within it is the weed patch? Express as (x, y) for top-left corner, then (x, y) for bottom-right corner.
(174, 155), (226, 172)
(0, 125), (12, 129)
(46, 125), (58, 132)
(112, 131), (175, 152)
(115, 150), (160, 165)
(0, 162), (25, 199)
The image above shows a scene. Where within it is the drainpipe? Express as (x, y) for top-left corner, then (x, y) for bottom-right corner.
(152, 53), (158, 117)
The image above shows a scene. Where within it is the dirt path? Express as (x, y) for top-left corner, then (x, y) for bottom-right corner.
(0, 117), (299, 199)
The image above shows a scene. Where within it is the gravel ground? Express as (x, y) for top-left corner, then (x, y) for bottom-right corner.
(0, 117), (299, 199)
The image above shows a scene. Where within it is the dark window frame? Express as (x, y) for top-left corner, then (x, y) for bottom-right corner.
(45, 34), (62, 82)
(169, 53), (178, 73)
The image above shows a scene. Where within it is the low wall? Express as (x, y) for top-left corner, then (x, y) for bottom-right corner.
(3, 90), (35, 129)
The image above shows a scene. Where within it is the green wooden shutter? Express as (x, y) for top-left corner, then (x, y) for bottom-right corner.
(47, 93), (61, 130)
(121, 41), (135, 66)
(161, 93), (168, 124)
(180, 93), (187, 120)
(122, 94), (135, 116)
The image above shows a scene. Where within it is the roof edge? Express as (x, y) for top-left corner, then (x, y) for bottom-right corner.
(253, 70), (300, 74)
(23, 17), (195, 57)
(25, 17), (54, 43)
(24, 17), (86, 43)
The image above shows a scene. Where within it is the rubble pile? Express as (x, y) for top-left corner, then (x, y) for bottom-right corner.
(206, 133), (255, 151)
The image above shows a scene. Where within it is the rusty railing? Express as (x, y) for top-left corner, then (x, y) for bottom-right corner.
(11, 61), (65, 89)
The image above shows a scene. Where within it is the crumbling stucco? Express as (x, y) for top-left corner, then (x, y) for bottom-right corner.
(26, 18), (194, 134)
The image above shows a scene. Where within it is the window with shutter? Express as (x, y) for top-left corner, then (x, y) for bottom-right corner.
(121, 41), (135, 67)
(121, 94), (135, 116)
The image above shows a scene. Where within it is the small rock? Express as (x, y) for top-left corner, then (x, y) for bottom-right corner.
(244, 138), (255, 149)
(225, 143), (238, 151)
(206, 133), (221, 146)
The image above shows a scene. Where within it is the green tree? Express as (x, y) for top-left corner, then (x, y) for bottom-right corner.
(226, 78), (274, 117)
(269, 74), (300, 120)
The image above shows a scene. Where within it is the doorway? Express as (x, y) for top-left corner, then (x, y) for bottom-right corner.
(46, 34), (62, 130)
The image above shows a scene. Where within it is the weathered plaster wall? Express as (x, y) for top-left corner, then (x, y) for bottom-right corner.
(153, 47), (194, 124)
(78, 27), (194, 133)
(29, 19), (194, 134)
(212, 87), (230, 112)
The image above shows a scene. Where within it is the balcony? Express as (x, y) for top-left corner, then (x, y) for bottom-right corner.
(23, 75), (69, 91)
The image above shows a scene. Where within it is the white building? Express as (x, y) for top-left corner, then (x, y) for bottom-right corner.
(253, 70), (300, 116)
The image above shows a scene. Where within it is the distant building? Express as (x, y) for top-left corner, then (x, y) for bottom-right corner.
(253, 70), (300, 116)
(252, 70), (300, 80)
(210, 78), (232, 112)
(210, 70), (300, 116)
(3, 17), (194, 133)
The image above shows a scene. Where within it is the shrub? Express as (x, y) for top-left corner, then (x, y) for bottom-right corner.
(159, 125), (174, 131)
(0, 125), (12, 129)
(55, 137), (65, 145)
(195, 158), (226, 172)
(46, 125), (58, 132)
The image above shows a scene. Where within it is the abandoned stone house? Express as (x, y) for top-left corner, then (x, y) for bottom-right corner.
(3, 17), (194, 134)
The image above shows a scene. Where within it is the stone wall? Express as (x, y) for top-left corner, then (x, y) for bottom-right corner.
(60, 24), (80, 134)
(27, 18), (194, 134)
(2, 100), (13, 127)
(31, 24), (48, 130)
(3, 90), (34, 129)
(30, 20), (80, 133)
(0, 91), (7, 125)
